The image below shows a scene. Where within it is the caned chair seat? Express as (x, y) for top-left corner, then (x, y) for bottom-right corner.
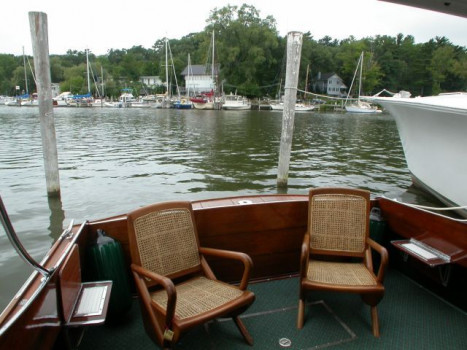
(151, 277), (244, 320)
(307, 260), (377, 287)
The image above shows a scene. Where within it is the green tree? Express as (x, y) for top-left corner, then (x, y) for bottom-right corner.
(0, 54), (20, 95)
(61, 64), (87, 94)
(429, 45), (456, 94)
(1, 7), (465, 99)
(206, 3), (279, 97)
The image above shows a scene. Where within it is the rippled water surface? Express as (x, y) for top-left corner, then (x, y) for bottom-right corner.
(1, 105), (434, 311)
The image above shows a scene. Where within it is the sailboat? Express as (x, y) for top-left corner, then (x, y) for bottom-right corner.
(6, 47), (33, 106)
(173, 54), (193, 109)
(269, 79), (315, 112)
(345, 52), (382, 113)
(192, 31), (217, 110)
(69, 49), (93, 107)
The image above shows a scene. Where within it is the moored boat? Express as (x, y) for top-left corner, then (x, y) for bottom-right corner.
(173, 98), (193, 109)
(191, 91), (216, 110)
(192, 101), (215, 109)
(222, 93), (251, 110)
(345, 100), (382, 113)
(0, 193), (465, 349)
(4, 94), (29, 106)
(270, 101), (316, 112)
(370, 92), (467, 217)
(52, 91), (73, 107)
(345, 51), (382, 114)
(0, 96), (15, 105)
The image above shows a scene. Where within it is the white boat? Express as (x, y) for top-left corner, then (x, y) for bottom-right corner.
(270, 102), (315, 112)
(53, 91), (72, 106)
(345, 101), (382, 114)
(0, 96), (15, 105)
(4, 98), (22, 106)
(142, 94), (164, 108)
(222, 93), (251, 110)
(107, 90), (150, 108)
(20, 99), (38, 107)
(192, 101), (215, 110)
(345, 52), (382, 114)
(371, 92), (467, 217)
(90, 99), (107, 107)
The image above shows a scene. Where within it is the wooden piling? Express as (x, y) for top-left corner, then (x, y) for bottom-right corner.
(277, 32), (303, 188)
(29, 12), (61, 198)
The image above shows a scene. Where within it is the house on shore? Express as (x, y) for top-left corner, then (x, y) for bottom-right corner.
(313, 72), (347, 97)
(140, 76), (164, 88)
(180, 64), (220, 96)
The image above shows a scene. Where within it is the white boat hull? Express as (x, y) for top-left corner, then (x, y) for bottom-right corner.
(193, 102), (215, 110)
(222, 104), (251, 110)
(345, 102), (382, 113)
(270, 103), (315, 112)
(222, 94), (251, 110)
(373, 93), (467, 216)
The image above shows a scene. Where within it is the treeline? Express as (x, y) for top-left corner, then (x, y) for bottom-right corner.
(1, 4), (466, 98)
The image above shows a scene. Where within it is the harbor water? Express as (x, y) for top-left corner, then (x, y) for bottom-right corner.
(0, 106), (439, 312)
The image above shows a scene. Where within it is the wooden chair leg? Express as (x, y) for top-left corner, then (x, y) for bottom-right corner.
(233, 316), (253, 346)
(370, 306), (380, 337)
(297, 298), (305, 329)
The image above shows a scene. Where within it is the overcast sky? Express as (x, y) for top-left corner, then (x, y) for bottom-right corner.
(2, 0), (466, 56)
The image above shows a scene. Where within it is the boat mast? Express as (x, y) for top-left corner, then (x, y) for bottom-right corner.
(101, 66), (105, 98)
(211, 31), (215, 88)
(187, 53), (192, 97)
(86, 49), (91, 94)
(165, 37), (169, 98)
(344, 51), (363, 106)
(23, 46), (29, 95)
(357, 51), (363, 103)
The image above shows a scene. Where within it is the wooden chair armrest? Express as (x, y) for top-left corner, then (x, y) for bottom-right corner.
(131, 264), (177, 330)
(367, 239), (389, 283)
(199, 247), (253, 290)
(300, 233), (310, 279)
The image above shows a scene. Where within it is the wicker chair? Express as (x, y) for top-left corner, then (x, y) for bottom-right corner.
(127, 201), (255, 349)
(297, 188), (388, 337)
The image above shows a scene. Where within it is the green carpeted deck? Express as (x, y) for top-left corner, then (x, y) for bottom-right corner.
(78, 269), (467, 349)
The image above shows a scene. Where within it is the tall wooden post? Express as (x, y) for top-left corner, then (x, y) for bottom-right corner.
(277, 31), (303, 188)
(29, 12), (61, 198)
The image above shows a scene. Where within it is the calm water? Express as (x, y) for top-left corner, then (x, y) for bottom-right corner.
(0, 105), (436, 312)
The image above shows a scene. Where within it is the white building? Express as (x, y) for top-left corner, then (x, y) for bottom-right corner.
(313, 72), (347, 97)
(180, 64), (220, 95)
(140, 76), (163, 88)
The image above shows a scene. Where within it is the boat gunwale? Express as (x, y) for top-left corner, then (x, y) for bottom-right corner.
(371, 95), (467, 114)
(0, 222), (86, 336)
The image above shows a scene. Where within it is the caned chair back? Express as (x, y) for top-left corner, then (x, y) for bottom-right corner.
(128, 202), (201, 282)
(308, 188), (370, 256)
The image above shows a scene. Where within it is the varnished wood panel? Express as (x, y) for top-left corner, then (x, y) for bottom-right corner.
(59, 244), (82, 323)
(195, 199), (308, 280)
(84, 197), (309, 282)
(378, 197), (467, 267)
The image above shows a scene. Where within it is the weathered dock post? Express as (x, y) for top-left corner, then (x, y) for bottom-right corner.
(277, 31), (303, 188)
(29, 12), (61, 198)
